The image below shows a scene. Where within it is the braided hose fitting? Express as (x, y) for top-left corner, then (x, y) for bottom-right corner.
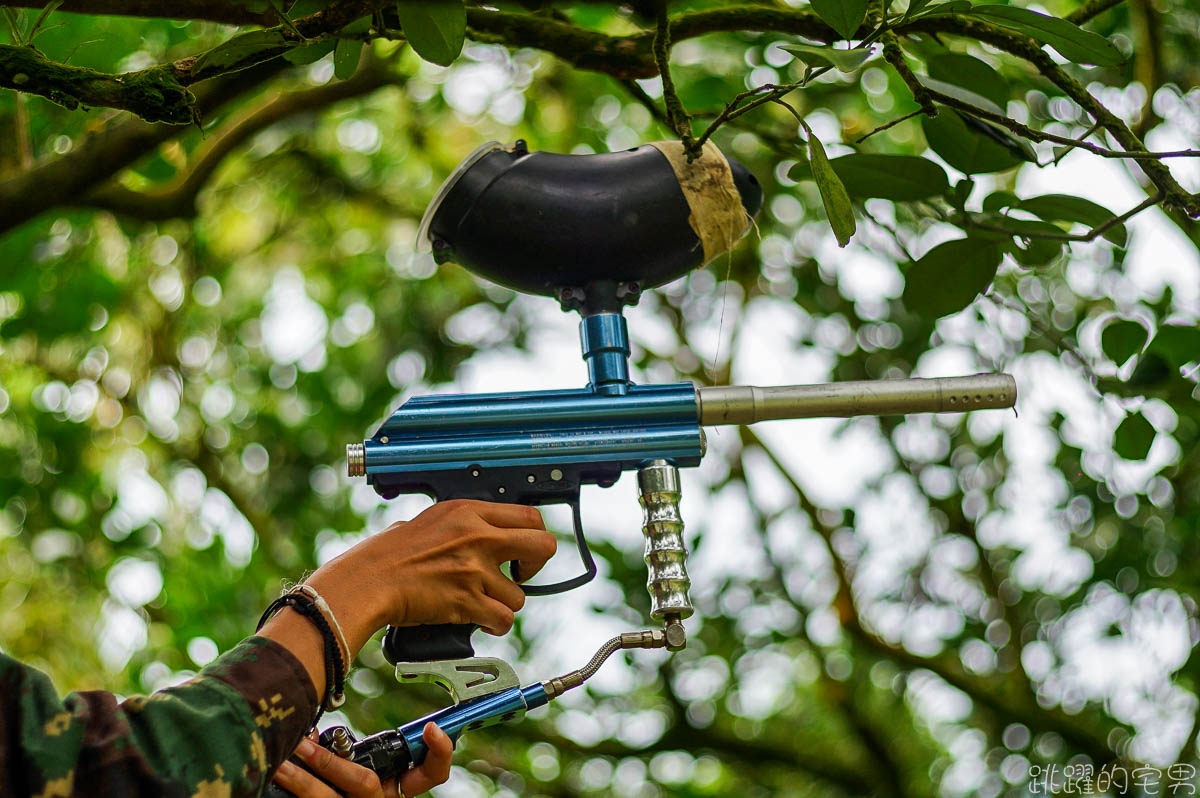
(638, 460), (692, 650)
(542, 630), (667, 699)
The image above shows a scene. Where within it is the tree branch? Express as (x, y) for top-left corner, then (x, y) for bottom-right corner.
(1128, 0), (1163, 138)
(652, 0), (693, 148)
(81, 58), (402, 220)
(0, 59), (285, 234)
(0, 0), (379, 123)
(1065, 0), (1127, 25)
(880, 29), (935, 117)
(0, 42), (196, 123)
(691, 82), (803, 153)
(6, 0), (273, 26)
(742, 425), (1125, 764)
(906, 15), (1200, 217)
(922, 88), (1199, 161)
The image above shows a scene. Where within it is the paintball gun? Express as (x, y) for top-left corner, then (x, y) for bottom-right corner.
(267, 140), (1017, 794)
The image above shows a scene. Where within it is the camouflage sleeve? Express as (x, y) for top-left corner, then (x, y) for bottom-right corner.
(0, 635), (317, 798)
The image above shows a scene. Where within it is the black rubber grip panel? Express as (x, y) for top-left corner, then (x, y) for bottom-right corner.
(383, 622), (476, 663)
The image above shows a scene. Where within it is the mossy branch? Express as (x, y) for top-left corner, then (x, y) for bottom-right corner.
(0, 43), (195, 123)
(0, 0), (378, 124)
(82, 57), (402, 220)
(652, 0), (694, 149)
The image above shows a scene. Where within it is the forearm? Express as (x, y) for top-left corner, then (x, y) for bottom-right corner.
(0, 638), (316, 797)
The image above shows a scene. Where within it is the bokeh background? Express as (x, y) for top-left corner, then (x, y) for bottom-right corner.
(1, 1), (1199, 796)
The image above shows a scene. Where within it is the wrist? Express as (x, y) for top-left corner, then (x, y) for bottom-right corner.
(304, 569), (390, 659)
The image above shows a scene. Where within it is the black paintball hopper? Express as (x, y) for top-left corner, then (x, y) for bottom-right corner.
(418, 140), (762, 311)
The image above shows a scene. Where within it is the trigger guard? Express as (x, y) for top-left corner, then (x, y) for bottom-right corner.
(514, 499), (596, 596)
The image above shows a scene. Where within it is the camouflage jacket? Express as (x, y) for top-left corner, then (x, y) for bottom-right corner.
(0, 636), (317, 797)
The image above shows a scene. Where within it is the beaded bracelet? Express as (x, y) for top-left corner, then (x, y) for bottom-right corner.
(257, 586), (348, 725)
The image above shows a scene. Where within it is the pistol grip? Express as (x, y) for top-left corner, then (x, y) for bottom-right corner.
(383, 623), (475, 664)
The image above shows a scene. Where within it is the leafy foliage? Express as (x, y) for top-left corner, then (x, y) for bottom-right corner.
(1, 2), (1199, 797)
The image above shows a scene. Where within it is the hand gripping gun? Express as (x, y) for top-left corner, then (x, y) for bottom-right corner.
(270, 141), (1017, 792)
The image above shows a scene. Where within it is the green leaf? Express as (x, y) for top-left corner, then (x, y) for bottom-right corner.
(902, 237), (1002, 319)
(267, 0), (303, 38)
(806, 132), (856, 247)
(780, 43), (879, 72)
(28, 0), (63, 40)
(787, 154), (949, 201)
(289, 0), (329, 16)
(1102, 319), (1148, 365)
(811, 0), (868, 40)
(1018, 194), (1127, 246)
(921, 76), (1006, 116)
(996, 218), (1065, 267)
(133, 151), (178, 183)
(396, 0), (466, 66)
(965, 5), (1124, 67)
(904, 0), (972, 21)
(1113, 413), (1155, 460)
(963, 115), (1037, 163)
(283, 39), (336, 64)
(922, 110), (1027, 174)
(902, 0), (937, 19)
(334, 38), (362, 79)
(982, 190), (1020, 213)
(828, 154), (950, 201)
(192, 28), (291, 76)
(2, 8), (25, 45)
(1149, 324), (1200, 368)
(342, 15), (371, 34)
(1129, 352), (1173, 387)
(951, 177), (974, 213)
(926, 53), (1008, 109)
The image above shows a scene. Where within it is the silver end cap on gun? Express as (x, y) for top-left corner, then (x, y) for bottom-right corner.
(346, 442), (366, 477)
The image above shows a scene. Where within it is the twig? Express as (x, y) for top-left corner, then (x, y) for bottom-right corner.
(743, 423), (1125, 762)
(859, 205), (915, 261)
(854, 108), (923, 143)
(904, 14), (1200, 216)
(925, 88), (1200, 160)
(1066, 0), (1127, 24)
(881, 28), (935, 116)
(691, 82), (804, 152)
(1129, 0), (1163, 139)
(1051, 121), (1103, 165)
(983, 291), (1100, 387)
(652, 0), (693, 148)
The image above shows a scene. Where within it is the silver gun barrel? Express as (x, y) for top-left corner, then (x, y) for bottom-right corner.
(697, 374), (1016, 426)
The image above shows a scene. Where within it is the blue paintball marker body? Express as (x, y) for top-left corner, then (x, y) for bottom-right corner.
(266, 140), (1019, 795)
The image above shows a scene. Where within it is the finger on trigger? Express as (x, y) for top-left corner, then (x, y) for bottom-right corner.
(498, 530), (556, 581)
(473, 597), (515, 636)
